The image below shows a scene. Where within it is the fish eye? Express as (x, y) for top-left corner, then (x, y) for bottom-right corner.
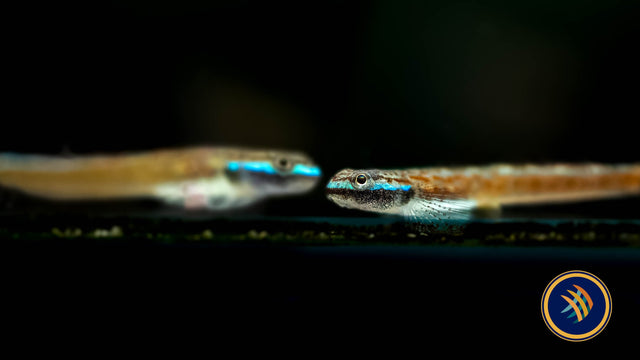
(355, 174), (367, 185)
(275, 158), (292, 171)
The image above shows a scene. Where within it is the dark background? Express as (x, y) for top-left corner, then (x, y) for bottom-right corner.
(4, 0), (640, 217)
(5, 1), (639, 165)
(3, 1), (639, 352)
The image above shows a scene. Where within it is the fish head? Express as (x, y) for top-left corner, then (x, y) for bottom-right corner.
(325, 169), (413, 215)
(225, 150), (322, 197)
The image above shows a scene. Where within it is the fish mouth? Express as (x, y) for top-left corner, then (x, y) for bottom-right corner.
(325, 190), (338, 203)
(325, 187), (352, 208)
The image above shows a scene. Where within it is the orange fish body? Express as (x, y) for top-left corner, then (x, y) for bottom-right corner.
(327, 163), (640, 221)
(0, 147), (321, 209)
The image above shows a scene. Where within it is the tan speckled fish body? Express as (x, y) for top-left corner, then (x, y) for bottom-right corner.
(0, 147), (321, 209)
(326, 163), (640, 221)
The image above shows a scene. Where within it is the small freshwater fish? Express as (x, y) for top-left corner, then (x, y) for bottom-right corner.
(0, 147), (321, 210)
(326, 164), (640, 223)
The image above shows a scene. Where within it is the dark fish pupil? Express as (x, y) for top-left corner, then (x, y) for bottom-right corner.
(356, 174), (367, 185)
(279, 159), (289, 168)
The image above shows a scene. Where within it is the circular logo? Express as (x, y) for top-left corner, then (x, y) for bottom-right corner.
(541, 270), (612, 341)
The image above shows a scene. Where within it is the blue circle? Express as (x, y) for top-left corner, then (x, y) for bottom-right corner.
(542, 271), (612, 341)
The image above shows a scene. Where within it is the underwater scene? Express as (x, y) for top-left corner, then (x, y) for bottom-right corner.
(3, 0), (639, 353)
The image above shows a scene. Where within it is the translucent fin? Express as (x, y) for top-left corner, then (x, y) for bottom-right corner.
(402, 197), (476, 233)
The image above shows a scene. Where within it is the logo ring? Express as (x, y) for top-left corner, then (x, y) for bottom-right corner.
(541, 270), (612, 341)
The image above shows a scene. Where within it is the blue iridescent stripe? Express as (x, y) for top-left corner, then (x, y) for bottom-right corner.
(371, 183), (412, 191)
(226, 161), (276, 174)
(326, 181), (411, 191)
(244, 162), (277, 174)
(227, 161), (320, 176)
(227, 161), (240, 172)
(292, 164), (322, 177)
(326, 181), (352, 189)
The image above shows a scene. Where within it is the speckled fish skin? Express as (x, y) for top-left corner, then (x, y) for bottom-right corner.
(0, 146), (322, 210)
(326, 164), (640, 221)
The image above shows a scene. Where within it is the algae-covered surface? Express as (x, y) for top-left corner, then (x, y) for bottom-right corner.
(2, 213), (640, 246)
